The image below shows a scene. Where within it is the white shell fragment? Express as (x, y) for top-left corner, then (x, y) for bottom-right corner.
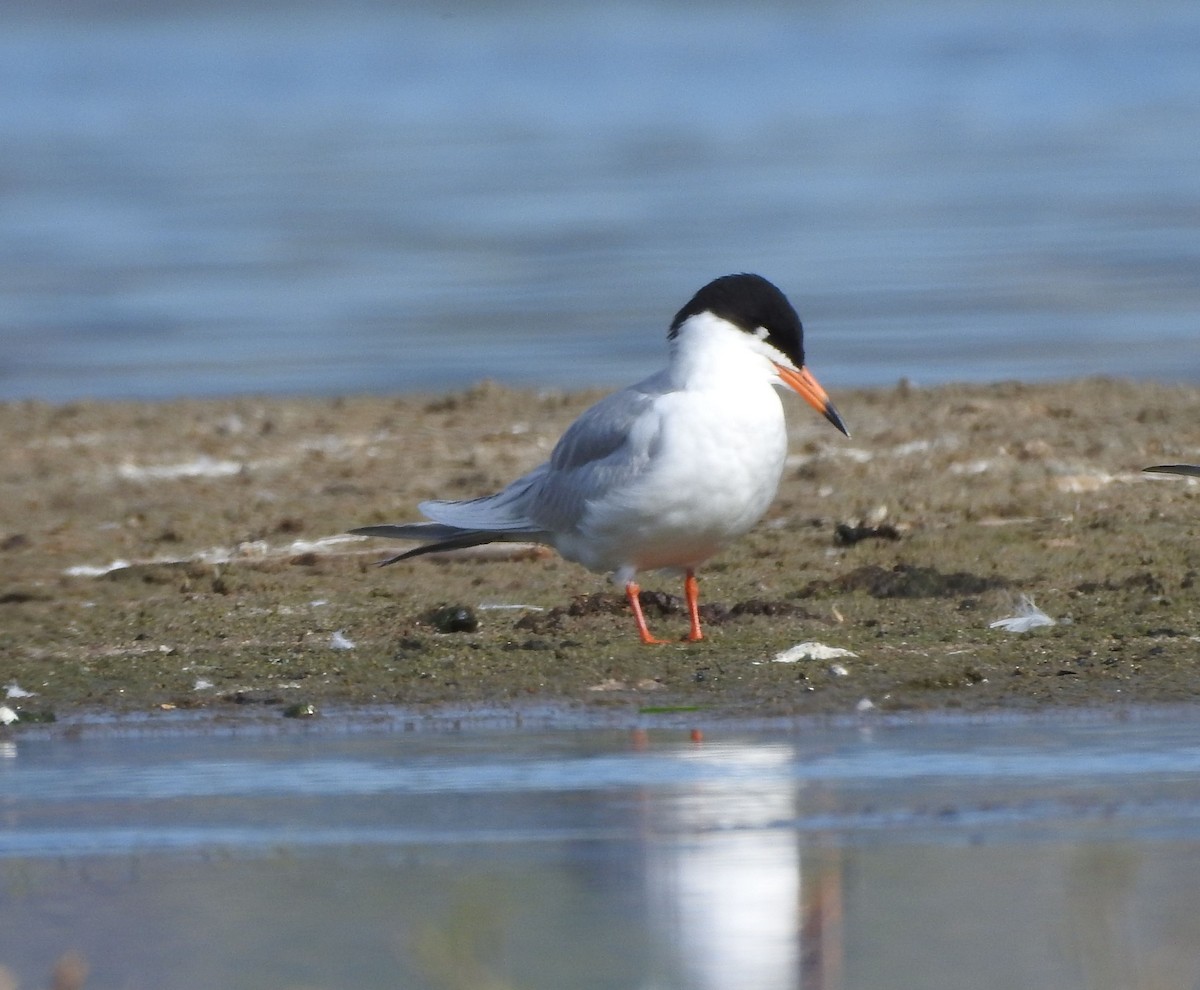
(772, 642), (859, 663)
(989, 595), (1057, 633)
(330, 630), (357, 650)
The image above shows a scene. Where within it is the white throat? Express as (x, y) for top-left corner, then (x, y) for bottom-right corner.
(667, 311), (787, 390)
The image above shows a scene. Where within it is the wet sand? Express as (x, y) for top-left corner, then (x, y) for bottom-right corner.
(3, 377), (1200, 724)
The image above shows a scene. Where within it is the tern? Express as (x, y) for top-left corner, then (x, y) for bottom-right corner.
(352, 273), (849, 644)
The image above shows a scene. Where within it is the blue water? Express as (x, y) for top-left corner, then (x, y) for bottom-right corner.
(2, 0), (1199, 402)
(5, 712), (1200, 988)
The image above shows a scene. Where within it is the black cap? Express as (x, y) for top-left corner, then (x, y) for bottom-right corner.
(669, 274), (805, 367)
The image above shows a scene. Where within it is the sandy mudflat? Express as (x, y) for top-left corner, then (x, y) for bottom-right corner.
(2, 377), (1200, 724)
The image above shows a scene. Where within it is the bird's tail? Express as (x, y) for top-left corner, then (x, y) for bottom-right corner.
(1144, 464), (1200, 477)
(350, 523), (525, 566)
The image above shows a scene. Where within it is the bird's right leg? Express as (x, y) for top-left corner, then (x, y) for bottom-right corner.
(683, 569), (704, 642)
(625, 582), (670, 645)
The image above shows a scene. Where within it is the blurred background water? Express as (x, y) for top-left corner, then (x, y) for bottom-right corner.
(1, 0), (1198, 402)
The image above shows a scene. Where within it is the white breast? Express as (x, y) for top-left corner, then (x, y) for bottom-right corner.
(563, 381), (788, 575)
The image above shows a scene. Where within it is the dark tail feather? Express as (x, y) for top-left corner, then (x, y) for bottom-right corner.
(1144, 464), (1200, 478)
(374, 532), (503, 567)
(349, 523), (510, 566)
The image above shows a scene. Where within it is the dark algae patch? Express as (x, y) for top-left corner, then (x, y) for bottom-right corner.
(3, 378), (1200, 723)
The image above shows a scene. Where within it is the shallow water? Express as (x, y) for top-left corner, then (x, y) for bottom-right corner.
(2, 0), (1199, 401)
(4, 711), (1200, 988)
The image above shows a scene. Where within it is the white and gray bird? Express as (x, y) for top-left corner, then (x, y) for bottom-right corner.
(351, 273), (849, 644)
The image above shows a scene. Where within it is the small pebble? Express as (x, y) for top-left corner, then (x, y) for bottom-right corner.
(282, 703), (319, 719)
(428, 604), (480, 633)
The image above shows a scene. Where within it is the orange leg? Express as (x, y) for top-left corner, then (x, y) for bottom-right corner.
(684, 569), (704, 642)
(626, 581), (670, 645)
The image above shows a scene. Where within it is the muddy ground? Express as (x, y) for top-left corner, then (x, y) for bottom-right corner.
(3, 377), (1200, 726)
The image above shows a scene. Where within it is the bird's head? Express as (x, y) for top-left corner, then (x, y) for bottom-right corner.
(669, 273), (849, 437)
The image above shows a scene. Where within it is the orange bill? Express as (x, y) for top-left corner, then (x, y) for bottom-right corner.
(774, 363), (850, 437)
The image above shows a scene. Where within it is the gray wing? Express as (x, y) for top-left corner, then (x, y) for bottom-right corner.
(351, 374), (668, 558)
(421, 380), (664, 536)
(349, 470), (553, 564)
(526, 377), (665, 534)
(414, 464), (550, 533)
